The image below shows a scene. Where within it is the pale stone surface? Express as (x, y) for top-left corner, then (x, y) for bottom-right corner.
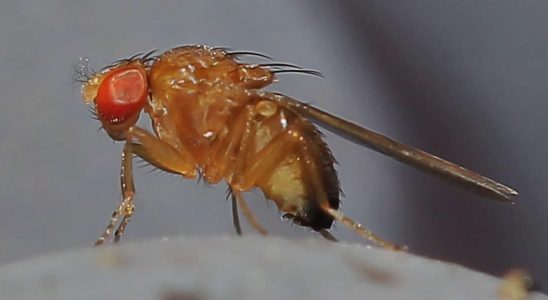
(0, 236), (545, 300)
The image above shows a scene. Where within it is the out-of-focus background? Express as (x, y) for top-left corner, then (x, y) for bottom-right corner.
(0, 0), (546, 292)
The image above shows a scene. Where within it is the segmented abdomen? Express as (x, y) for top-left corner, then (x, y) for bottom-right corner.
(250, 99), (340, 230)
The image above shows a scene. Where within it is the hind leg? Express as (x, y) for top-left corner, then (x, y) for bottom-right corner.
(318, 229), (338, 242)
(320, 206), (405, 250)
(299, 149), (405, 250)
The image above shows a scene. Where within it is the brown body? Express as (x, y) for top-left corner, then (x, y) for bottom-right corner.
(81, 44), (517, 248)
(147, 46), (339, 230)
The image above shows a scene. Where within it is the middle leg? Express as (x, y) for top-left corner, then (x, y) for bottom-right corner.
(206, 105), (269, 235)
(230, 192), (243, 235)
(231, 189), (268, 235)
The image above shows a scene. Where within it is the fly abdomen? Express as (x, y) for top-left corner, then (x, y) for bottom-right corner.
(251, 102), (340, 230)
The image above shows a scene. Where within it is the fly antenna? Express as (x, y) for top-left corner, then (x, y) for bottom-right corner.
(73, 57), (94, 83)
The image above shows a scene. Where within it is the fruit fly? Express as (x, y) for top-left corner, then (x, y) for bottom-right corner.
(78, 45), (518, 249)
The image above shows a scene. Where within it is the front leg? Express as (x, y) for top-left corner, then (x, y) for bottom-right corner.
(94, 141), (136, 246)
(94, 126), (197, 245)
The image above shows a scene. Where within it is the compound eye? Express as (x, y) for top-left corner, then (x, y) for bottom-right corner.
(96, 65), (148, 124)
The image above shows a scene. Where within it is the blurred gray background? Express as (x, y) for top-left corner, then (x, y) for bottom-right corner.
(0, 0), (546, 293)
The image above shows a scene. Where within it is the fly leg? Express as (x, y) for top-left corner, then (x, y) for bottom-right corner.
(231, 193), (243, 235)
(226, 106), (401, 249)
(318, 229), (338, 242)
(128, 127), (198, 178)
(203, 105), (255, 184)
(228, 125), (307, 235)
(225, 122), (348, 244)
(95, 142), (135, 246)
(114, 206), (134, 243)
(203, 105), (269, 235)
(95, 126), (197, 245)
(299, 149), (405, 250)
(322, 206), (405, 250)
(231, 189), (268, 235)
(230, 127), (301, 191)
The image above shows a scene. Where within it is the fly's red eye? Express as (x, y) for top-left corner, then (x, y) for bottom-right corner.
(96, 65), (148, 124)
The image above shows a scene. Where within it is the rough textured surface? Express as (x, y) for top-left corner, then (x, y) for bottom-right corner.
(0, 236), (545, 300)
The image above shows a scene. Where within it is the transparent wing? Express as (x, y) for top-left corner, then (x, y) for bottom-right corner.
(253, 91), (518, 203)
